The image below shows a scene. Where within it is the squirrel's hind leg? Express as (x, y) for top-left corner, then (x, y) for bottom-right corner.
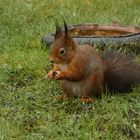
(80, 95), (95, 103)
(80, 73), (103, 102)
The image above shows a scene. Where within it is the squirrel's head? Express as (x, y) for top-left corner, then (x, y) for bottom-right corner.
(49, 22), (76, 64)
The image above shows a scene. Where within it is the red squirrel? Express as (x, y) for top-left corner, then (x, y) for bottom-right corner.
(47, 22), (140, 102)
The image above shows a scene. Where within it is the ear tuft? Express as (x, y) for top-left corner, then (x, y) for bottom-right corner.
(63, 20), (68, 38)
(55, 22), (62, 38)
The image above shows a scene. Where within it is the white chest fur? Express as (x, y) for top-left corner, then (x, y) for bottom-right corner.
(58, 64), (68, 71)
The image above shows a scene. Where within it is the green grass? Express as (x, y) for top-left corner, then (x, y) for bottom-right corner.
(0, 0), (140, 139)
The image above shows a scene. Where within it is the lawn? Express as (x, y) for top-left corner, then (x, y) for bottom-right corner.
(0, 0), (140, 139)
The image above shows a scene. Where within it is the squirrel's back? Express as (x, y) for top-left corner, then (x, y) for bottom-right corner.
(76, 45), (103, 73)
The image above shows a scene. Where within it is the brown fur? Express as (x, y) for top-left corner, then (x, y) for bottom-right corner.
(103, 51), (140, 92)
(47, 23), (140, 102)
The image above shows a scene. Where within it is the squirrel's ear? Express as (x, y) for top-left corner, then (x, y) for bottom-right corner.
(64, 20), (68, 39)
(54, 22), (62, 38)
(64, 20), (76, 49)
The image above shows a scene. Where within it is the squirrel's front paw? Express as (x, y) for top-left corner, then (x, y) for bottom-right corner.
(47, 70), (61, 79)
(53, 71), (64, 80)
(47, 70), (64, 80)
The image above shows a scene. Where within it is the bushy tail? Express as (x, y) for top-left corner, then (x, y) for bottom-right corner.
(102, 51), (140, 92)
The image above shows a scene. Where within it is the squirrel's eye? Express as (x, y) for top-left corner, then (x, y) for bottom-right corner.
(59, 48), (65, 56)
